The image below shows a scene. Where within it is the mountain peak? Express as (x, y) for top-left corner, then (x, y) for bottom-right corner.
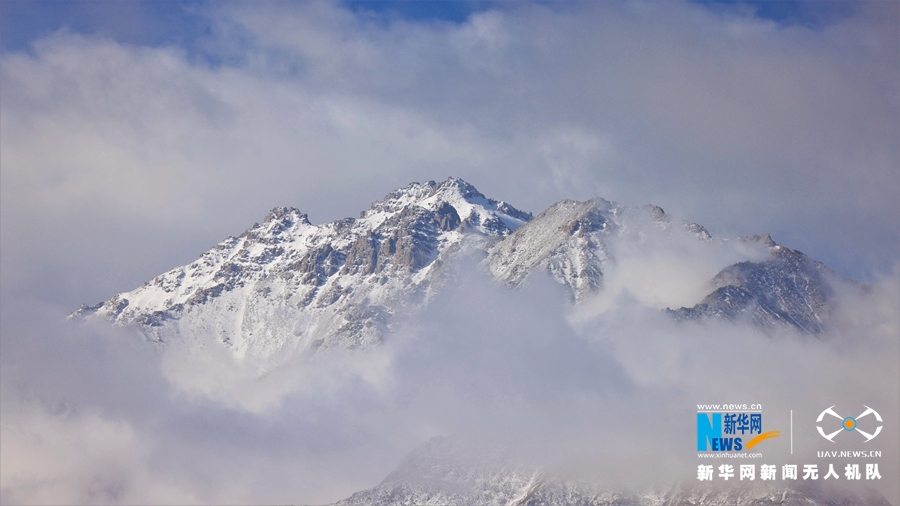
(73, 180), (847, 362)
(435, 176), (485, 200)
(262, 206), (310, 225)
(740, 233), (777, 248)
(73, 178), (540, 357)
(668, 236), (845, 334)
(367, 177), (487, 211)
(240, 206), (314, 244)
(362, 177), (531, 237)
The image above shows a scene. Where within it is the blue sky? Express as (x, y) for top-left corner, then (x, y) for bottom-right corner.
(0, 0), (863, 53)
(1, 1), (211, 52)
(1, 0), (897, 296)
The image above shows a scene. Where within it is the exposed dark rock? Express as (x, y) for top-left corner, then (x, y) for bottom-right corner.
(669, 241), (840, 334)
(290, 244), (347, 286)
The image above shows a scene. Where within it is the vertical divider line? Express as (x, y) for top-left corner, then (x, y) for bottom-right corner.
(790, 410), (793, 454)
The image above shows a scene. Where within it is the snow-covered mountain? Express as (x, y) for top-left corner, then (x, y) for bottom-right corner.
(333, 437), (891, 506)
(487, 198), (711, 301)
(70, 178), (873, 505)
(668, 234), (849, 335)
(73, 178), (530, 365)
(73, 177), (847, 363)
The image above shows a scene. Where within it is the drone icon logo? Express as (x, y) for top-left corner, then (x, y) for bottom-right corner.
(816, 406), (882, 443)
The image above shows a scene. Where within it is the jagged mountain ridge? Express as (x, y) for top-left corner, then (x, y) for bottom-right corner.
(668, 234), (845, 335)
(487, 198), (712, 301)
(74, 177), (845, 362)
(74, 178), (531, 363)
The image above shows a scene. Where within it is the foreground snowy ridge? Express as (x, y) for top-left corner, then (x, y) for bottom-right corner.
(330, 436), (891, 506)
(73, 177), (849, 363)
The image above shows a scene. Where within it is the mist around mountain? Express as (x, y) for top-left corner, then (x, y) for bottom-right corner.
(2, 0), (897, 503)
(73, 178), (853, 366)
(334, 436), (893, 506)
(47, 178), (897, 505)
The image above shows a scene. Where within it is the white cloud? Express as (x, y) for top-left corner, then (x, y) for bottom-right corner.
(3, 261), (896, 504)
(3, 1), (897, 309)
(1, 1), (897, 503)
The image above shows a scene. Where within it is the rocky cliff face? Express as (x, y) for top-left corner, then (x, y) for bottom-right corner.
(72, 178), (531, 363)
(668, 234), (847, 335)
(73, 177), (849, 364)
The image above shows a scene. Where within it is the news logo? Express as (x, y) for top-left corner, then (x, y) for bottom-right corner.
(697, 405), (780, 452)
(816, 406), (882, 443)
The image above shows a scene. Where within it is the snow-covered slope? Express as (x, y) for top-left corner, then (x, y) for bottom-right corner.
(73, 178), (530, 365)
(73, 177), (849, 366)
(486, 199), (711, 301)
(486, 198), (619, 301)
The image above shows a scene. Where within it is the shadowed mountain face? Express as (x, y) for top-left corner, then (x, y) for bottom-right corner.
(667, 235), (846, 335)
(73, 177), (850, 364)
(333, 437), (891, 506)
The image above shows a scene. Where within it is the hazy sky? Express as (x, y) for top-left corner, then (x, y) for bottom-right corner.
(1, 0), (898, 310)
(1, 1), (898, 504)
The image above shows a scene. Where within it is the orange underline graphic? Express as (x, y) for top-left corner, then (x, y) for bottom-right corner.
(745, 430), (780, 449)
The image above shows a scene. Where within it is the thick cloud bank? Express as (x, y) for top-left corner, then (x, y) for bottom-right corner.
(1, 1), (898, 504)
(2, 263), (897, 504)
